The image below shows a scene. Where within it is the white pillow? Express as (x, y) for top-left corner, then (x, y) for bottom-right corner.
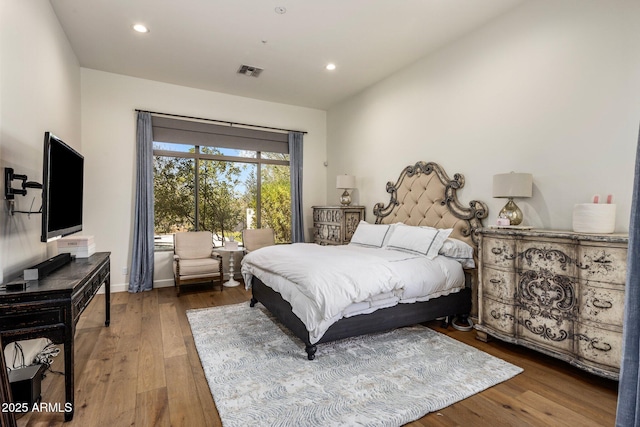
(349, 221), (395, 248)
(386, 224), (452, 259)
(439, 238), (475, 268)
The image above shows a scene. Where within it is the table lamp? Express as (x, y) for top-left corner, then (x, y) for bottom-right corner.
(493, 172), (533, 226)
(336, 174), (356, 206)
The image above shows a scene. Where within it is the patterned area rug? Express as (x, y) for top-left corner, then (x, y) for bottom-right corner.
(187, 302), (522, 427)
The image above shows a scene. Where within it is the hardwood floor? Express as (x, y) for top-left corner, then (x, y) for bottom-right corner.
(16, 284), (618, 427)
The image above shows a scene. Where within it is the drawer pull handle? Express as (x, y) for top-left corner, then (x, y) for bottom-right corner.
(489, 279), (501, 284)
(592, 299), (613, 310)
(491, 248), (503, 255)
(591, 339), (612, 353)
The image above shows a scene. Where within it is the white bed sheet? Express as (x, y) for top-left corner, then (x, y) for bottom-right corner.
(241, 243), (465, 344)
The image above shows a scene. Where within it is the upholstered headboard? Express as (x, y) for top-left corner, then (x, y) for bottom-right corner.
(373, 161), (488, 248)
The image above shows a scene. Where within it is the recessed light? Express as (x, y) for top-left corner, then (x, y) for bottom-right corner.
(132, 24), (149, 33)
(326, 63), (336, 71)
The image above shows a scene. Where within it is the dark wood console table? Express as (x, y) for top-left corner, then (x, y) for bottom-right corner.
(0, 252), (110, 422)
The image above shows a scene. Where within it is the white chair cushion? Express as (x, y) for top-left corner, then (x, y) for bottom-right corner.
(243, 229), (275, 252)
(175, 257), (220, 277)
(174, 231), (214, 259)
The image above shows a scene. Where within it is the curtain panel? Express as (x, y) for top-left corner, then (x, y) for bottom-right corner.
(289, 132), (304, 243)
(129, 111), (155, 292)
(616, 126), (640, 426)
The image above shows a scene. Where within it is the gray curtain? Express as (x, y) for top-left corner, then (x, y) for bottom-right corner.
(616, 127), (640, 426)
(289, 131), (304, 243)
(129, 111), (155, 292)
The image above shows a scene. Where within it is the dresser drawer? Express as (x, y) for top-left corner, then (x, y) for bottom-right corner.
(481, 237), (516, 269)
(518, 240), (576, 276)
(0, 305), (65, 331)
(481, 266), (516, 302)
(575, 322), (622, 370)
(72, 263), (109, 322)
(481, 296), (516, 336)
(577, 245), (628, 285)
(518, 314), (574, 353)
(579, 281), (624, 327)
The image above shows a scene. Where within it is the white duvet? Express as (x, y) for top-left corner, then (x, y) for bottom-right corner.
(241, 243), (465, 344)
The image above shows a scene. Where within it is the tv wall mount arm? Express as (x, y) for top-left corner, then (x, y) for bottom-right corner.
(4, 167), (43, 216)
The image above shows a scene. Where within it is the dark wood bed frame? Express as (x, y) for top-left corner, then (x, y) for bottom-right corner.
(250, 161), (488, 359)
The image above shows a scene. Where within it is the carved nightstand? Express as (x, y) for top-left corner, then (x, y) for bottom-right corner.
(475, 227), (628, 380)
(312, 206), (365, 245)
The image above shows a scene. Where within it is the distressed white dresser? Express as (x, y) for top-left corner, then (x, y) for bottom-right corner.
(475, 228), (628, 380)
(312, 206), (365, 245)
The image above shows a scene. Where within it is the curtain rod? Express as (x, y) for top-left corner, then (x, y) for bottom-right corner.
(135, 109), (307, 134)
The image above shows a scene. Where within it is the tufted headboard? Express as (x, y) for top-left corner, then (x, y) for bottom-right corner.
(373, 161), (488, 248)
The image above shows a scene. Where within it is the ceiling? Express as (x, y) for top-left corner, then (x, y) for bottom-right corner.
(50, 0), (526, 110)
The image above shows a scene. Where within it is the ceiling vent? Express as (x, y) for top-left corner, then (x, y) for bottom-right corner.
(237, 65), (263, 77)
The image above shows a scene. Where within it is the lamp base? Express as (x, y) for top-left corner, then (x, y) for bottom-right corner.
(499, 198), (523, 226)
(340, 190), (352, 206)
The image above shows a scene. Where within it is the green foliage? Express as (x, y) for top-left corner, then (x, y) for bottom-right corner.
(198, 150), (245, 241)
(154, 156), (195, 233)
(260, 164), (291, 243)
(153, 148), (292, 243)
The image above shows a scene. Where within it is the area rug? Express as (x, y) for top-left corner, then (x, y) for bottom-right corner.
(187, 302), (522, 427)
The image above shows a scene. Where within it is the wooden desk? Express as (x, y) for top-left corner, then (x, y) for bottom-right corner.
(0, 252), (110, 421)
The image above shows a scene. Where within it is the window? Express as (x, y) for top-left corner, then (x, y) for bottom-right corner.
(151, 119), (291, 251)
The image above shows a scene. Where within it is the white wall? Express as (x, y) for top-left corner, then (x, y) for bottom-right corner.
(80, 69), (327, 291)
(0, 0), (81, 283)
(327, 1), (640, 233)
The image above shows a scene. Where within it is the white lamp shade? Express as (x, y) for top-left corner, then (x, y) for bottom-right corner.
(336, 174), (356, 189)
(493, 173), (533, 198)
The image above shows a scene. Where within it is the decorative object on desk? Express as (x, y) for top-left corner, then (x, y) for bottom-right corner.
(57, 235), (96, 258)
(3, 279), (28, 291)
(336, 174), (356, 206)
(492, 172), (533, 226)
(496, 212), (510, 226)
(187, 303), (522, 427)
(573, 194), (616, 233)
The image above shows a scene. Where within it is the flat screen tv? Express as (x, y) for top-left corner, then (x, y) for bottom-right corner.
(41, 132), (84, 242)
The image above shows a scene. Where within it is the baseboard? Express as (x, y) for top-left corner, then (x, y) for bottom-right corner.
(97, 278), (174, 294)
(153, 279), (175, 288)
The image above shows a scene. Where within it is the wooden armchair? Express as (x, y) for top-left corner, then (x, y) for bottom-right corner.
(173, 231), (223, 295)
(242, 228), (276, 253)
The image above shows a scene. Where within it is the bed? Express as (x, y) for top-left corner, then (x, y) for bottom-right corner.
(241, 161), (488, 359)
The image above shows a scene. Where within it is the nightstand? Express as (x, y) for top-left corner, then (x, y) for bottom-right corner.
(312, 206), (365, 245)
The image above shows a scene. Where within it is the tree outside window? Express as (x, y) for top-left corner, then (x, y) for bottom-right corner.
(152, 143), (291, 249)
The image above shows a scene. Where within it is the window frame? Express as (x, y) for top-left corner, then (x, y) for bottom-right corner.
(152, 144), (290, 249)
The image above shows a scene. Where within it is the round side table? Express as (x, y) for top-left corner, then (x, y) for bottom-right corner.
(215, 247), (244, 287)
